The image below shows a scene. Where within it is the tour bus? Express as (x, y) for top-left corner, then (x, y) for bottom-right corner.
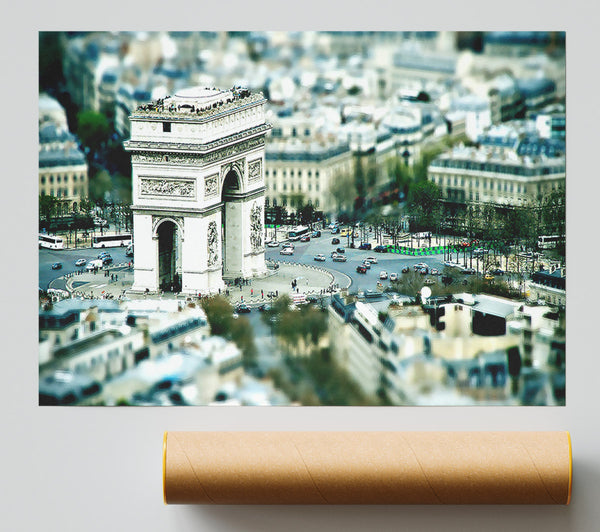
(39, 233), (64, 250)
(287, 225), (309, 241)
(537, 235), (563, 250)
(92, 233), (133, 248)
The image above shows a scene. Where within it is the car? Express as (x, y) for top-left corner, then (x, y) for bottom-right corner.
(98, 252), (111, 259)
(356, 265), (367, 274)
(332, 238), (340, 245)
(462, 267), (476, 275)
(401, 267), (409, 274)
(415, 262), (429, 269)
(280, 248), (294, 255)
(282, 242), (294, 249)
(358, 243), (371, 250)
(235, 304), (251, 313)
(340, 229), (349, 237)
(484, 273), (495, 281)
(257, 303), (272, 312)
(266, 241), (280, 247)
(389, 273), (398, 282)
(424, 278), (436, 285)
(366, 256), (377, 264)
(332, 255), (347, 262)
(331, 226), (340, 234)
(419, 268), (428, 275)
(336, 247), (345, 254)
(51, 262), (62, 270)
(491, 268), (504, 275)
(311, 230), (321, 238)
(300, 235), (310, 242)
(379, 271), (388, 280)
(313, 254), (326, 262)
(444, 260), (459, 268)
(430, 268), (440, 275)
(362, 260), (371, 269)
(102, 256), (113, 265)
(75, 259), (87, 267)
(374, 245), (387, 253)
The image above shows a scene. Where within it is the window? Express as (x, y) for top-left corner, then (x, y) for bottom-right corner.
(163, 122), (171, 132)
(41, 176), (46, 184)
(50, 176), (54, 184)
(80, 174), (85, 181)
(73, 175), (77, 182)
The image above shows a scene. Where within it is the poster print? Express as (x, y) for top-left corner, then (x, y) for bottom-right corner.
(38, 31), (565, 406)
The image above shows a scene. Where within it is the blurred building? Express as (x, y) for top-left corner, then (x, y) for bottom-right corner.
(265, 135), (353, 212)
(527, 268), (566, 307)
(38, 116), (89, 213)
(428, 144), (565, 207)
(38, 299), (211, 404)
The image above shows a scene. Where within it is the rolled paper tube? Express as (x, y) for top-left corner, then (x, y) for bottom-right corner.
(163, 431), (572, 505)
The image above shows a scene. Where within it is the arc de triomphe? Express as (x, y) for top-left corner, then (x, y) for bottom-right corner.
(124, 87), (270, 295)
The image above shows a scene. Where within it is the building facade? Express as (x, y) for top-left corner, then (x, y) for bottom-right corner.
(428, 145), (565, 207)
(125, 87), (271, 294)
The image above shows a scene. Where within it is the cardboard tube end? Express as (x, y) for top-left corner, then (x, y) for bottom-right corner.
(163, 431), (168, 505)
(567, 431), (572, 505)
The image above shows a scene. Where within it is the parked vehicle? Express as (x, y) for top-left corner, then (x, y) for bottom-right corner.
(374, 245), (387, 253)
(358, 243), (371, 250)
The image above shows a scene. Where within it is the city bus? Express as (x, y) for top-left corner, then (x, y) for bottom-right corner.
(92, 233), (133, 248)
(39, 233), (64, 250)
(287, 225), (309, 241)
(537, 235), (564, 250)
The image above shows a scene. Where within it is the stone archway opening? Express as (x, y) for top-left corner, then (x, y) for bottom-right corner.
(221, 170), (243, 281)
(157, 220), (181, 292)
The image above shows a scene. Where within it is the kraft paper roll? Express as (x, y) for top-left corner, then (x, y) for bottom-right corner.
(163, 431), (572, 505)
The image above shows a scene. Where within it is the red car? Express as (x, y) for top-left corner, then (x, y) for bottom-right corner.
(300, 235), (310, 242)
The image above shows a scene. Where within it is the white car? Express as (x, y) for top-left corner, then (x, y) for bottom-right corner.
(366, 256), (377, 264)
(379, 271), (388, 280)
(267, 241), (280, 247)
(313, 254), (326, 262)
(415, 262), (428, 269)
(282, 243), (294, 249)
(75, 259), (87, 267)
(362, 260), (371, 269)
(280, 248), (294, 255)
(389, 273), (398, 282)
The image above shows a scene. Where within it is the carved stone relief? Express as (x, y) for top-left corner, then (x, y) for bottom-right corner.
(140, 178), (195, 198)
(248, 159), (262, 181)
(207, 221), (219, 267)
(204, 174), (219, 197)
(250, 202), (263, 251)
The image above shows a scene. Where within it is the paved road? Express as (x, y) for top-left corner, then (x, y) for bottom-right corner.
(39, 246), (130, 290)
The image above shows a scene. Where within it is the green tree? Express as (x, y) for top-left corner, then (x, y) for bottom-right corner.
(39, 32), (64, 91)
(327, 171), (356, 213)
(39, 194), (59, 223)
(88, 169), (113, 203)
(77, 110), (110, 163)
(408, 180), (442, 231)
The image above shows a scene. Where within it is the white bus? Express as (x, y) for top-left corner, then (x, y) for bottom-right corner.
(92, 233), (132, 248)
(287, 225), (309, 241)
(39, 233), (64, 250)
(537, 235), (564, 250)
